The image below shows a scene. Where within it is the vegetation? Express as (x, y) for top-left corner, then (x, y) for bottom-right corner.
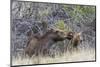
(11, 0), (96, 66)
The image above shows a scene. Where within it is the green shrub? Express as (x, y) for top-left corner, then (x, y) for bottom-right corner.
(55, 20), (65, 30)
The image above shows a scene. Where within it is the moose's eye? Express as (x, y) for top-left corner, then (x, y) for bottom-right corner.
(55, 31), (59, 33)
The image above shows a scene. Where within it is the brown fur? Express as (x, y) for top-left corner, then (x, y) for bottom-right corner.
(24, 29), (69, 57)
(72, 32), (81, 48)
(66, 32), (75, 40)
(66, 32), (82, 51)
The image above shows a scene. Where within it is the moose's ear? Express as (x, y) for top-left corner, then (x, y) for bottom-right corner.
(48, 28), (54, 32)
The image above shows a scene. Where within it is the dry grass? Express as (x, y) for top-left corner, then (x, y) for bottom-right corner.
(12, 48), (95, 66)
